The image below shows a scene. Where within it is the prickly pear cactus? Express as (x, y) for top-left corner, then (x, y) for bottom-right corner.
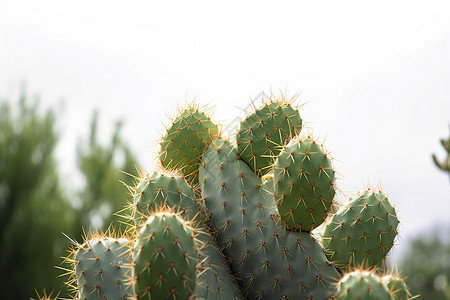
(132, 211), (199, 300)
(161, 96), (407, 299)
(132, 171), (198, 226)
(236, 100), (302, 175)
(382, 275), (411, 300)
(322, 189), (399, 269)
(432, 126), (450, 177)
(200, 138), (339, 299)
(73, 235), (131, 300)
(159, 106), (218, 181)
(274, 138), (336, 231)
(55, 94), (411, 300)
(196, 234), (243, 300)
(335, 270), (392, 300)
(130, 169), (243, 299)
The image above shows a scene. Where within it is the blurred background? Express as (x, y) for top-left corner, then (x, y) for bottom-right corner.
(1, 0), (449, 299)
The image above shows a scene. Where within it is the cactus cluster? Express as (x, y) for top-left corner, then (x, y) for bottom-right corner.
(54, 94), (412, 300)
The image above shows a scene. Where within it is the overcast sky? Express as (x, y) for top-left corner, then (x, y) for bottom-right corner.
(1, 0), (449, 262)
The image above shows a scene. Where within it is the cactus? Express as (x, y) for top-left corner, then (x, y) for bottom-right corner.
(66, 232), (132, 300)
(130, 170), (243, 299)
(131, 171), (199, 226)
(159, 105), (218, 182)
(159, 96), (408, 299)
(56, 94), (412, 300)
(274, 137), (336, 231)
(322, 190), (399, 269)
(334, 270), (412, 300)
(382, 275), (412, 300)
(236, 100), (302, 175)
(132, 211), (199, 300)
(200, 138), (339, 299)
(335, 270), (392, 300)
(196, 234), (243, 300)
(432, 125), (450, 178)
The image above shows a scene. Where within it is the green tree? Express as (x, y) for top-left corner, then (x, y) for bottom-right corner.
(74, 111), (138, 239)
(0, 94), (140, 298)
(0, 96), (74, 299)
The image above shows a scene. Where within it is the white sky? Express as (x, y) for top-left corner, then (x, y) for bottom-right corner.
(1, 0), (450, 262)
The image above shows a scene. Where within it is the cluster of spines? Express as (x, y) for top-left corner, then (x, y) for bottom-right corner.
(32, 290), (60, 300)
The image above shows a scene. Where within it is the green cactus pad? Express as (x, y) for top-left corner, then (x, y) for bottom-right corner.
(274, 138), (335, 231)
(132, 172), (198, 226)
(383, 275), (411, 300)
(133, 212), (199, 300)
(160, 107), (218, 181)
(335, 270), (393, 300)
(74, 236), (131, 300)
(236, 100), (302, 176)
(200, 138), (339, 299)
(322, 190), (399, 269)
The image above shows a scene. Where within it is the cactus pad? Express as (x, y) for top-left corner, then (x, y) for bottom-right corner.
(160, 107), (218, 180)
(74, 236), (131, 300)
(274, 138), (336, 231)
(236, 100), (302, 176)
(335, 270), (392, 300)
(322, 190), (399, 269)
(383, 275), (411, 300)
(132, 172), (198, 226)
(132, 212), (199, 300)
